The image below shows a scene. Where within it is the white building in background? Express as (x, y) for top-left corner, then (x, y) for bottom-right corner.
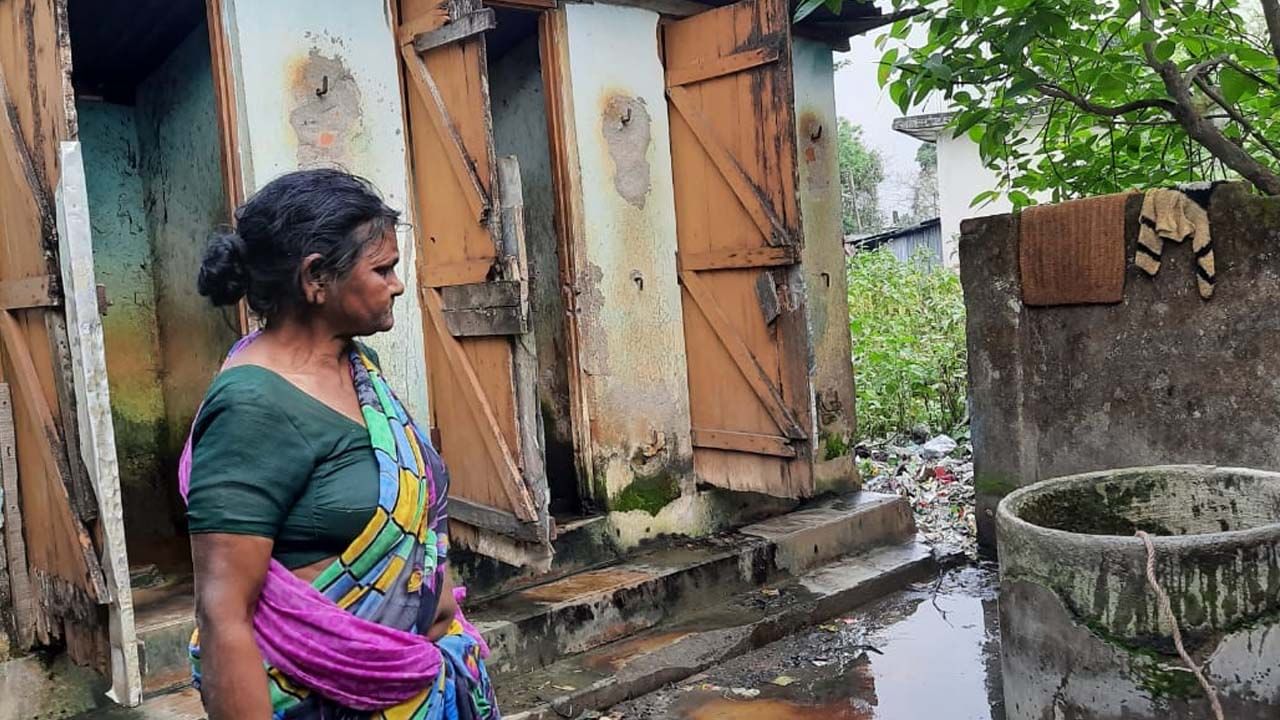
(893, 112), (1005, 268)
(893, 112), (1046, 269)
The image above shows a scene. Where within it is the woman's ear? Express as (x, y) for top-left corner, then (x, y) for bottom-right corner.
(300, 253), (328, 305)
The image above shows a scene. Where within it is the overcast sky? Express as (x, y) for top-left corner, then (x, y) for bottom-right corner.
(834, 26), (945, 221)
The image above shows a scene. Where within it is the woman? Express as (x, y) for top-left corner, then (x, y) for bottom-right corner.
(181, 169), (499, 719)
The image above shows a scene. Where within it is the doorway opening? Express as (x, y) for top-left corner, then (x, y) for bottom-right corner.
(67, 0), (236, 629)
(486, 7), (587, 519)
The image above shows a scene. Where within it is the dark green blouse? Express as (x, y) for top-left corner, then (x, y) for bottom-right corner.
(185, 365), (380, 569)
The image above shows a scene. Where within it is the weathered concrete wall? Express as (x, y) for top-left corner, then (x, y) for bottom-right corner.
(559, 4), (696, 522)
(792, 38), (859, 493)
(218, 0), (429, 421)
(962, 185), (1280, 546)
(490, 33), (578, 511)
(136, 28), (240, 508)
(76, 101), (172, 543)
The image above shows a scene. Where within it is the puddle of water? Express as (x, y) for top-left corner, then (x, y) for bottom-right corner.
(668, 567), (1003, 720)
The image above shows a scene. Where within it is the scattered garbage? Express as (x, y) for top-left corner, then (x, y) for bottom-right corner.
(859, 432), (978, 558)
(921, 434), (958, 459)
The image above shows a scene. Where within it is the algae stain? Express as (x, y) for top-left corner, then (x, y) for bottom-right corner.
(610, 472), (681, 516)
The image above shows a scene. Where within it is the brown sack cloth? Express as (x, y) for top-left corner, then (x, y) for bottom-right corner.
(1019, 192), (1133, 306)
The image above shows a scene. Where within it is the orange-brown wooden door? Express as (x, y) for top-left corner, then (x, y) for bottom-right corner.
(664, 0), (815, 498)
(398, 0), (551, 551)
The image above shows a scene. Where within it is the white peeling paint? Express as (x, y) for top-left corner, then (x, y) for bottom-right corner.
(218, 0), (429, 420)
(56, 142), (142, 707)
(561, 4), (694, 498)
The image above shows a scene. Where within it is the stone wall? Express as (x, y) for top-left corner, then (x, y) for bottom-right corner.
(961, 184), (1280, 546)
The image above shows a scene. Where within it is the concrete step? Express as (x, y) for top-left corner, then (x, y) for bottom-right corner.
(69, 491), (915, 719)
(452, 513), (624, 603)
(470, 491), (914, 677)
(497, 538), (939, 720)
(132, 579), (197, 697)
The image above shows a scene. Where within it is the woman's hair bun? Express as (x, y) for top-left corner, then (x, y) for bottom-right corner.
(197, 227), (249, 306)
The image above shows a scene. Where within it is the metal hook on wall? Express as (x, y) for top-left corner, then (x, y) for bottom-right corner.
(316, 75), (330, 98)
(810, 123), (823, 142)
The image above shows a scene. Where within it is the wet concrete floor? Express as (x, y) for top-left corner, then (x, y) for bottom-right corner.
(607, 563), (1004, 720)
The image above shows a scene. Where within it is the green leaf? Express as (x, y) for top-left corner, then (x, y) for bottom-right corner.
(889, 79), (910, 111)
(1236, 47), (1273, 67)
(1154, 39), (1177, 62)
(878, 48), (899, 86)
(1220, 66), (1260, 105)
(793, 0), (828, 23)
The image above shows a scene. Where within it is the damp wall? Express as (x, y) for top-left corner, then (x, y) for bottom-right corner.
(135, 27), (240, 486)
(76, 101), (171, 543)
(961, 184), (1280, 547)
(489, 33), (579, 510)
(791, 38), (859, 493)
(559, 4), (697, 529)
(217, 0), (429, 421)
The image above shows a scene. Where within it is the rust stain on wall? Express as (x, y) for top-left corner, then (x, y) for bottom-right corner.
(798, 111), (831, 193)
(600, 94), (651, 209)
(288, 49), (363, 167)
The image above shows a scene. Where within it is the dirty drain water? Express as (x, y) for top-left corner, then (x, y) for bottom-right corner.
(609, 564), (1004, 720)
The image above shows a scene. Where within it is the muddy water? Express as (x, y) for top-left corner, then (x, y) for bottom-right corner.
(613, 565), (1004, 720)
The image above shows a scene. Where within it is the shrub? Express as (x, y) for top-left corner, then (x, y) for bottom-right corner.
(848, 248), (967, 439)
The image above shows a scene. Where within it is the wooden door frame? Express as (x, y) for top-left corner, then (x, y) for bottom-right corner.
(205, 0), (252, 333)
(536, 6), (597, 511)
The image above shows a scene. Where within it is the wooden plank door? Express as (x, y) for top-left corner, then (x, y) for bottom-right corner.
(663, 0), (816, 498)
(0, 3), (139, 704)
(398, 0), (551, 558)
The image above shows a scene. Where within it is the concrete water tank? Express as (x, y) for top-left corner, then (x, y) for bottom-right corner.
(997, 465), (1280, 719)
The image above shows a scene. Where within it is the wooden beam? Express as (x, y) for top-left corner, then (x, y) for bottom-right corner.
(411, 9), (497, 53)
(496, 155), (550, 540)
(0, 310), (107, 599)
(423, 259), (496, 288)
(0, 276), (58, 310)
(449, 496), (544, 543)
(397, 12), (447, 47)
(421, 289), (537, 521)
(665, 42), (781, 88)
(692, 428), (796, 458)
(400, 44), (491, 223)
(666, 85), (792, 246)
(440, 280), (522, 310)
(442, 306), (526, 337)
(56, 140), (142, 704)
(678, 245), (798, 272)
(0, 384), (35, 650)
(679, 271), (806, 439)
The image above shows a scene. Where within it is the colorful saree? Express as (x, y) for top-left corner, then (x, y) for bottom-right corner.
(179, 334), (500, 719)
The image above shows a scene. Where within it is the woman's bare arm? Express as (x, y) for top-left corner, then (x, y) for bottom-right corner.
(192, 533), (274, 720)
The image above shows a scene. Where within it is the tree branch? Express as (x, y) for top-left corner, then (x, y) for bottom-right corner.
(1184, 54), (1229, 87)
(1035, 83), (1177, 116)
(1137, 0), (1280, 194)
(1191, 76), (1280, 161)
(1260, 0), (1280, 68)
